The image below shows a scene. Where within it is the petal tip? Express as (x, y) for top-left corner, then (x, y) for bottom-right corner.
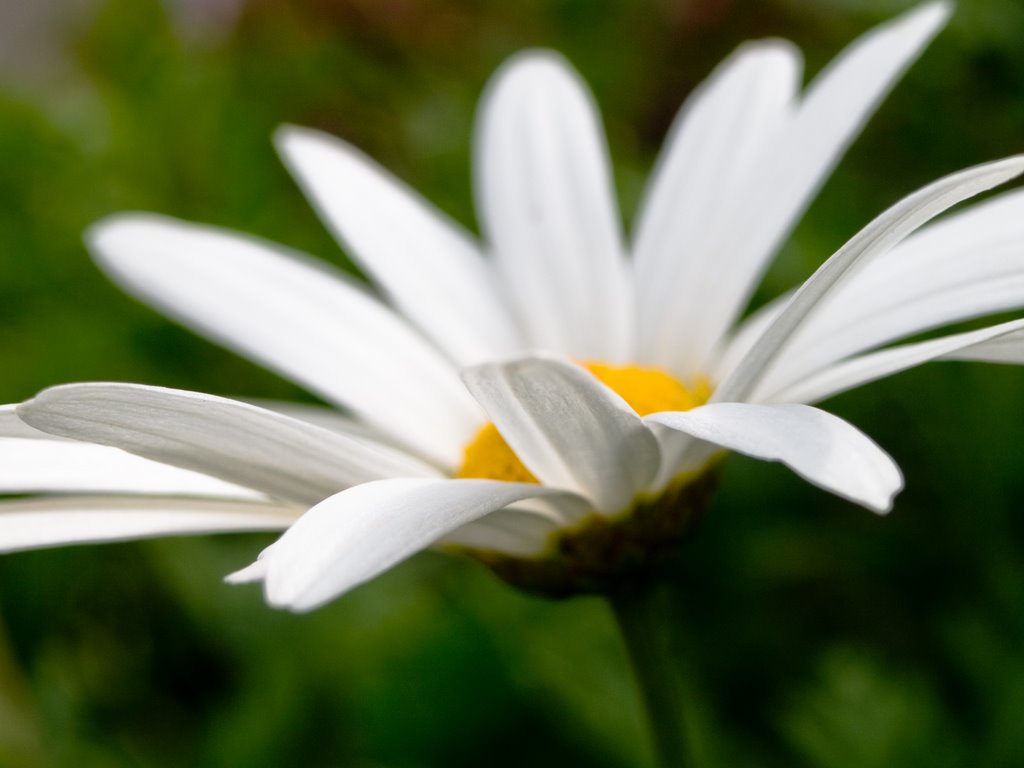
(483, 48), (583, 107)
(870, 493), (897, 516)
(14, 392), (56, 430)
(1005, 153), (1024, 176)
(83, 211), (187, 273)
(272, 123), (321, 156)
(886, 0), (953, 41)
(15, 382), (105, 436)
(497, 48), (572, 77)
(868, 465), (904, 515)
(83, 211), (152, 252)
(916, 0), (954, 29)
(223, 572), (252, 585)
(733, 36), (802, 65)
(262, 579), (316, 613)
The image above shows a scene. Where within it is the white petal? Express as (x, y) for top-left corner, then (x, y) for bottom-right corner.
(0, 437), (264, 499)
(19, 383), (440, 506)
(644, 424), (722, 494)
(773, 319), (1024, 404)
(439, 505), (567, 558)
(715, 156), (1024, 403)
(475, 50), (631, 362)
(263, 478), (576, 611)
(438, 493), (591, 556)
(86, 213), (481, 467)
(633, 40), (801, 373)
(462, 357), (659, 513)
(635, 2), (950, 374)
(945, 329), (1024, 364)
(0, 496), (298, 554)
(755, 189), (1024, 391)
(0, 404), (57, 439)
(501, 493), (593, 527)
(275, 126), (521, 365)
(247, 399), (411, 452)
(225, 549), (272, 584)
(646, 403), (902, 513)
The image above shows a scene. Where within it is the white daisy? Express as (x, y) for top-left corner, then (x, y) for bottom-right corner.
(5, 1), (1024, 612)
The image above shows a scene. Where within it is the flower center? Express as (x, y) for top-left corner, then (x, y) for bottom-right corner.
(453, 362), (717, 598)
(457, 362), (710, 483)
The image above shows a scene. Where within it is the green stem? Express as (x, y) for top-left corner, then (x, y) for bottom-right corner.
(610, 581), (694, 768)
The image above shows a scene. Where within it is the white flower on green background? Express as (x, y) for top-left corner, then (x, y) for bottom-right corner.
(4, 1), (1023, 611)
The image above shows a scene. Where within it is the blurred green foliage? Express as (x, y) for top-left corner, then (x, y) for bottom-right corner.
(1, 0), (1023, 765)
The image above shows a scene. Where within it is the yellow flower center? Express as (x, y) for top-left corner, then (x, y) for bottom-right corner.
(457, 362), (711, 483)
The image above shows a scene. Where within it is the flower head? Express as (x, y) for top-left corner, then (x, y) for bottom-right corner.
(5, 1), (1024, 610)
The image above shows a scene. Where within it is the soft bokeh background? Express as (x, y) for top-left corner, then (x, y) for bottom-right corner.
(1, 0), (1023, 765)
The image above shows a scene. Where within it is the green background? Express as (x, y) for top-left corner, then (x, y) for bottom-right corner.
(1, 0), (1023, 765)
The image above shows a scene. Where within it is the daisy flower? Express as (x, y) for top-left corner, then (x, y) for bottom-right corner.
(4, 1), (1024, 613)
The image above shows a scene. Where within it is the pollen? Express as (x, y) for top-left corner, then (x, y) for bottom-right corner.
(584, 362), (710, 417)
(456, 362), (711, 483)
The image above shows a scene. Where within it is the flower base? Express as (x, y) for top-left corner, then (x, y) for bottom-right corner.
(463, 469), (719, 599)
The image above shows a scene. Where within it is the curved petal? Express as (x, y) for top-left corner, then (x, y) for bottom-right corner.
(475, 50), (631, 362)
(945, 328), (1024, 364)
(262, 478), (577, 611)
(439, 505), (567, 557)
(19, 383), (440, 506)
(275, 126), (521, 365)
(644, 424), (723, 494)
(86, 213), (481, 467)
(646, 403), (902, 513)
(462, 357), (659, 513)
(0, 496), (299, 554)
(714, 156), (1024, 403)
(634, 2), (950, 374)
(247, 399), (412, 452)
(754, 189), (1024, 391)
(772, 319), (1024, 404)
(633, 40), (801, 373)
(0, 437), (264, 499)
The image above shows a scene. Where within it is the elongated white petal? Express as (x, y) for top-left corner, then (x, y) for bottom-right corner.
(86, 214), (480, 467)
(763, 277), (1024, 395)
(636, 2), (950, 374)
(0, 438), (264, 498)
(715, 156), (1024, 403)
(19, 383), (440, 506)
(263, 478), (575, 611)
(247, 399), (411, 452)
(747, 0), (951, 254)
(0, 496), (299, 554)
(462, 357), (659, 513)
(646, 403), (902, 512)
(275, 126), (521, 365)
(756, 189), (1024, 390)
(944, 329), (1024, 364)
(634, 40), (801, 372)
(475, 51), (631, 362)
(774, 319), (1024, 404)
